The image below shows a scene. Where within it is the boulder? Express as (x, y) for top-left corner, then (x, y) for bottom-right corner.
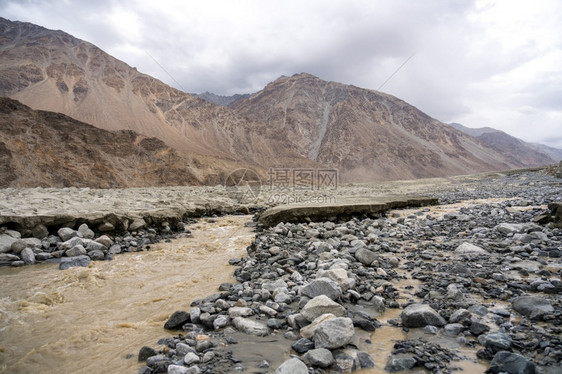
(401, 303), (446, 327)
(129, 218), (146, 231)
(65, 245), (87, 257)
(232, 317), (271, 336)
(301, 295), (346, 322)
(488, 351), (536, 374)
(455, 242), (488, 255)
(354, 247), (377, 265)
(512, 296), (554, 320)
(304, 347), (334, 368)
(275, 358), (308, 374)
(58, 227), (79, 241)
(32, 224), (49, 239)
(385, 355), (417, 372)
(21, 247), (36, 265)
(78, 223), (95, 239)
(301, 277), (342, 300)
(316, 268), (355, 291)
(313, 317), (355, 349)
(164, 311), (190, 330)
(0, 234), (17, 253)
(300, 313), (335, 339)
(479, 331), (512, 353)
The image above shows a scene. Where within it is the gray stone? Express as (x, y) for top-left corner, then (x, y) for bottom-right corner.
(213, 315), (230, 330)
(313, 317), (355, 349)
(512, 296), (554, 320)
(300, 313), (336, 339)
(23, 237), (42, 249)
(401, 303), (446, 327)
(184, 352), (200, 365)
(168, 365), (190, 374)
(32, 224), (49, 239)
(190, 307), (201, 324)
(370, 295), (386, 314)
(86, 241), (107, 252)
(262, 279), (288, 292)
(65, 245), (87, 257)
(228, 306), (254, 318)
(21, 247), (36, 265)
(291, 338), (315, 353)
(480, 331), (512, 352)
(78, 223), (95, 239)
(129, 218), (146, 231)
(95, 235), (113, 247)
(449, 308), (471, 323)
(470, 321), (490, 335)
(444, 323), (464, 336)
(98, 222), (115, 232)
(59, 236), (84, 251)
(316, 268), (354, 291)
(334, 352), (356, 372)
(357, 352), (376, 369)
(10, 239), (28, 254)
(108, 244), (122, 254)
(301, 295), (346, 322)
(164, 311), (190, 330)
(385, 355), (417, 372)
(275, 358), (308, 374)
(455, 242), (488, 255)
(58, 227), (79, 241)
(354, 247), (377, 265)
(301, 277), (342, 300)
(138, 345), (157, 361)
(0, 253), (20, 262)
(59, 255), (91, 269)
(0, 234), (17, 253)
(304, 348), (334, 368)
(87, 249), (105, 261)
(175, 343), (194, 356)
(232, 317), (271, 336)
(488, 351), (536, 374)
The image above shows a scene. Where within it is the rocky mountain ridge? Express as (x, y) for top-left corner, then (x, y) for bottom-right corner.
(1, 17), (557, 186)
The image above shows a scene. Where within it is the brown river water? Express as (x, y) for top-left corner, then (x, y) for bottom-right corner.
(0, 215), (487, 374)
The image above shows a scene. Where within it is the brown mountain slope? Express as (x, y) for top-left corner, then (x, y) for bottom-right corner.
(232, 73), (521, 181)
(449, 123), (558, 165)
(0, 17), (311, 168)
(0, 97), (245, 188)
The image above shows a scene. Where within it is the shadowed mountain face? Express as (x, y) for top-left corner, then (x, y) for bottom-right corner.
(450, 123), (559, 165)
(0, 97), (245, 188)
(0, 17), (544, 185)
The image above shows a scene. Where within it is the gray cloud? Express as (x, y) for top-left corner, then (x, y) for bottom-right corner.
(2, 0), (561, 148)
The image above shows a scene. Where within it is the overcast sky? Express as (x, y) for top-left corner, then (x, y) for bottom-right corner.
(2, 0), (561, 148)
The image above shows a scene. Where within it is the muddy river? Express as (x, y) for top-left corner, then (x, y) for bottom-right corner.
(0, 215), (488, 373)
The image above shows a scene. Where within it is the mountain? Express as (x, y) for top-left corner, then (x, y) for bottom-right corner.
(0, 97), (244, 188)
(231, 73), (521, 181)
(0, 18), (541, 184)
(195, 92), (251, 107)
(449, 123), (559, 164)
(0, 17), (308, 169)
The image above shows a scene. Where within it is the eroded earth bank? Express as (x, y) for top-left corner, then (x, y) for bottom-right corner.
(0, 170), (561, 374)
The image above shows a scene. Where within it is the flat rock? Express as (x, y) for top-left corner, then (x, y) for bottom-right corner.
(258, 196), (438, 227)
(232, 317), (271, 336)
(301, 295), (346, 322)
(479, 331), (512, 352)
(401, 303), (446, 327)
(301, 277), (342, 300)
(512, 296), (554, 320)
(354, 247), (377, 266)
(313, 317), (355, 349)
(455, 242), (488, 255)
(488, 351), (536, 374)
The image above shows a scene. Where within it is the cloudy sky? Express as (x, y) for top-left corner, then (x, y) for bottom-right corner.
(2, 0), (561, 147)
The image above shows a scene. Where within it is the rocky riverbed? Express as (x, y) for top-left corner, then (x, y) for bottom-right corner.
(1, 169), (561, 374)
(135, 171), (561, 374)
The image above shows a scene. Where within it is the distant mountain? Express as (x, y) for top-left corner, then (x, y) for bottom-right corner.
(449, 123), (559, 165)
(231, 73), (520, 181)
(0, 17), (541, 184)
(195, 92), (251, 107)
(0, 97), (240, 188)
